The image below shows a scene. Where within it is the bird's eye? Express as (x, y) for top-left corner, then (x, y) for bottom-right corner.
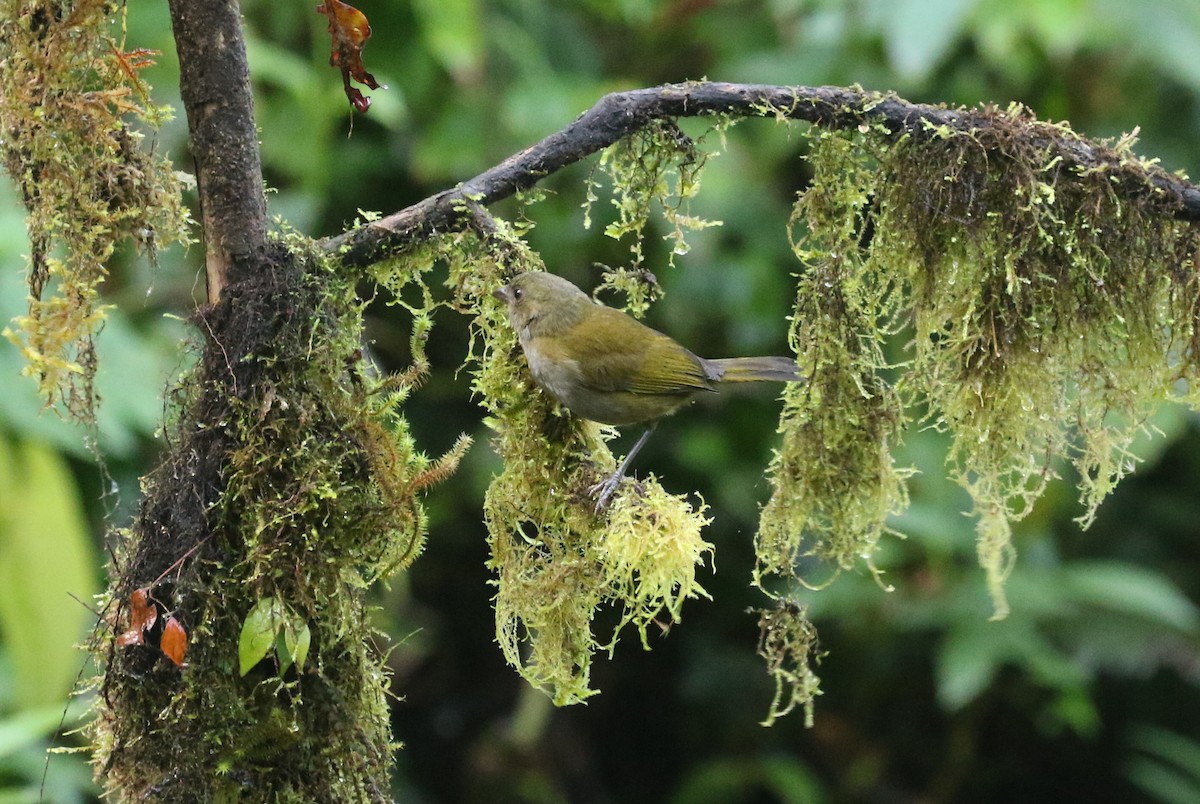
(513, 287), (524, 300)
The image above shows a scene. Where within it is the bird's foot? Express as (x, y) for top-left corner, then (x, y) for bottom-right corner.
(590, 425), (655, 513)
(589, 471), (625, 513)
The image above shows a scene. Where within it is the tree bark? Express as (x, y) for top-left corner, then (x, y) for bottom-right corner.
(168, 0), (267, 303)
(96, 3), (395, 800)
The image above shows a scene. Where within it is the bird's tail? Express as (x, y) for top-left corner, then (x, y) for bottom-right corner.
(705, 356), (801, 384)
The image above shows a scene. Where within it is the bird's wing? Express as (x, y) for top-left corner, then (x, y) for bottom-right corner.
(624, 336), (715, 395)
(565, 306), (715, 396)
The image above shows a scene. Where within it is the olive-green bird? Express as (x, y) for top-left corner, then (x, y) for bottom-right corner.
(494, 270), (800, 509)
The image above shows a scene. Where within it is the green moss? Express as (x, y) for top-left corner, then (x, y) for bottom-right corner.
(758, 129), (912, 587)
(93, 242), (465, 799)
(0, 0), (191, 416)
(453, 105), (1200, 715)
(762, 104), (1200, 620)
(384, 204), (719, 705)
(585, 118), (724, 314)
(482, 400), (713, 703)
(478, 288), (713, 703)
(754, 601), (824, 727)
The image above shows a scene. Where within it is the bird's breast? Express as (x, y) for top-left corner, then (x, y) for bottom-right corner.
(522, 338), (584, 407)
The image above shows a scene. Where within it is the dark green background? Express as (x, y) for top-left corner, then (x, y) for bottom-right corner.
(2, 1), (1199, 801)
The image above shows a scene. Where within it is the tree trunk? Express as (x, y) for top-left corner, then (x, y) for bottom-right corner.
(94, 2), (400, 799)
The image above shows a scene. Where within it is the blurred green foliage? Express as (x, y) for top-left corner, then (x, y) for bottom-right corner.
(2, 0), (1199, 800)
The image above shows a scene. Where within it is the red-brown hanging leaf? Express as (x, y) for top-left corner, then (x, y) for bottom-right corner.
(316, 0), (383, 112)
(161, 615), (189, 667)
(116, 587), (158, 646)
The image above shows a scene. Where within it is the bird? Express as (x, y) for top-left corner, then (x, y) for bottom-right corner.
(493, 270), (801, 510)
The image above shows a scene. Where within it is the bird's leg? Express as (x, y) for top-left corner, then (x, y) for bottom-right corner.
(592, 423), (657, 512)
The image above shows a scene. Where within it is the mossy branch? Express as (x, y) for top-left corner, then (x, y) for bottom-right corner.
(13, 0), (1198, 754)
(319, 82), (1200, 269)
(347, 84), (1199, 722)
(88, 1), (446, 797)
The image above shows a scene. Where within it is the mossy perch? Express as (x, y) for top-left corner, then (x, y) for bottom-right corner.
(352, 89), (1199, 721)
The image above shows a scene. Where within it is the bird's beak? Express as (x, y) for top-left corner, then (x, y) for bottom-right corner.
(492, 285), (512, 303)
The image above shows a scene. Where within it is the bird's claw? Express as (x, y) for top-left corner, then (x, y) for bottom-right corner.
(591, 426), (655, 512)
(590, 471), (624, 512)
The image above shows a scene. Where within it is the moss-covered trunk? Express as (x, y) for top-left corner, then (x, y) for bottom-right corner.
(88, 1), (436, 797)
(93, 246), (424, 800)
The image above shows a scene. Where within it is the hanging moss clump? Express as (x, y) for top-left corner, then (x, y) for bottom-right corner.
(409, 187), (719, 704)
(757, 129), (912, 591)
(761, 103), (1200, 624)
(0, 0), (190, 416)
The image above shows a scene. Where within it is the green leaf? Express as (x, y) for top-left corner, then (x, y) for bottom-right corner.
(883, 0), (977, 79)
(0, 696), (90, 761)
(276, 616), (309, 674)
(670, 754), (825, 804)
(0, 437), (99, 707)
(1127, 724), (1200, 803)
(286, 621), (311, 673)
(936, 622), (1001, 709)
(0, 706), (63, 760)
(240, 599), (309, 676)
(759, 754), (827, 804)
(1131, 724), (1200, 780)
(274, 629), (294, 676)
(1064, 562), (1200, 632)
(239, 597), (283, 676)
